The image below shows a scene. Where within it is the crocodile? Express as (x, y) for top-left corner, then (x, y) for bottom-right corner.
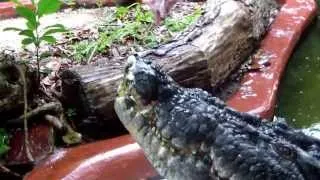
(114, 55), (320, 180)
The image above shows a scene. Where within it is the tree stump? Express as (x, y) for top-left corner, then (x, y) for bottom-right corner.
(60, 0), (278, 138)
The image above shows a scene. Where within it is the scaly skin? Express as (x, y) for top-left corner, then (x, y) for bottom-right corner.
(114, 55), (320, 180)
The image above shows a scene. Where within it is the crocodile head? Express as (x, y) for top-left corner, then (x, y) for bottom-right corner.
(115, 55), (180, 142)
(115, 56), (320, 180)
(114, 55), (212, 179)
(115, 55), (171, 137)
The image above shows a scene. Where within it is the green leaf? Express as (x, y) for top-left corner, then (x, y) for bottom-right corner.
(26, 20), (38, 30)
(44, 24), (66, 30)
(3, 27), (23, 32)
(19, 29), (35, 39)
(0, 128), (10, 157)
(42, 28), (67, 36)
(40, 35), (56, 44)
(22, 38), (34, 45)
(38, 0), (61, 17)
(115, 6), (129, 19)
(15, 6), (37, 28)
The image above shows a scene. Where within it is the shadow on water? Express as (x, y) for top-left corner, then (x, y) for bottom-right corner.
(276, 14), (320, 128)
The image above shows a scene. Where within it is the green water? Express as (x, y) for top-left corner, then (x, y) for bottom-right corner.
(275, 16), (320, 128)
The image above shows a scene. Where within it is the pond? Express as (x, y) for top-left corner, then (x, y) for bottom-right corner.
(275, 11), (320, 130)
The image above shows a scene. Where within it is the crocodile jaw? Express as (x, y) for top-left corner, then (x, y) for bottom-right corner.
(114, 96), (137, 135)
(115, 55), (155, 135)
(114, 56), (169, 177)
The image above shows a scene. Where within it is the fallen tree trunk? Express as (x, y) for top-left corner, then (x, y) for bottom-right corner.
(60, 0), (278, 137)
(0, 52), (34, 118)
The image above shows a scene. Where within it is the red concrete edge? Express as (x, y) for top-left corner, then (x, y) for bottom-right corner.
(0, 0), (32, 19)
(25, 135), (159, 180)
(227, 0), (318, 119)
(24, 0), (318, 180)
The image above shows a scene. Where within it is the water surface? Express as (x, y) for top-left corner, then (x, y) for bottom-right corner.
(276, 15), (320, 129)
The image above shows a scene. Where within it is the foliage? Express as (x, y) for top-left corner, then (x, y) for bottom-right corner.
(2, 0), (68, 160)
(72, 40), (97, 63)
(4, 0), (68, 84)
(71, 3), (157, 62)
(70, 3), (202, 63)
(0, 128), (10, 157)
(164, 7), (202, 33)
(100, 4), (202, 49)
(98, 3), (157, 50)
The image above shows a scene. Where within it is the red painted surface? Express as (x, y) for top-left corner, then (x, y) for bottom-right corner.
(7, 123), (54, 165)
(25, 135), (158, 180)
(23, 0), (318, 180)
(227, 0), (318, 119)
(0, 0), (32, 19)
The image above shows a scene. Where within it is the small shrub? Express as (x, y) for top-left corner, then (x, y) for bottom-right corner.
(4, 0), (68, 84)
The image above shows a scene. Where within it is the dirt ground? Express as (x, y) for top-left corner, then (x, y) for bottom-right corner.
(0, 7), (110, 52)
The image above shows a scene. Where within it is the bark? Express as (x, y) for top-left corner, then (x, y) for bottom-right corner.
(0, 55), (33, 117)
(60, 0), (278, 135)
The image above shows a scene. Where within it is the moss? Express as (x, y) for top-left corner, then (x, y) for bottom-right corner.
(117, 79), (130, 97)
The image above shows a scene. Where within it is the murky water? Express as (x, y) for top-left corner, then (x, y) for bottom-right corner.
(275, 15), (320, 129)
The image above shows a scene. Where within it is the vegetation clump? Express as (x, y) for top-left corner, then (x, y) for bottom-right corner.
(70, 3), (202, 63)
(4, 0), (68, 84)
(0, 0), (74, 165)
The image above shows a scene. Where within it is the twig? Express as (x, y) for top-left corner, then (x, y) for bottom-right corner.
(16, 66), (34, 162)
(54, 46), (73, 57)
(0, 163), (21, 178)
(55, 37), (80, 46)
(7, 102), (63, 125)
(45, 114), (63, 129)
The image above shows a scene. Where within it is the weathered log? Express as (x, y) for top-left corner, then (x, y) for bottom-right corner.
(0, 51), (34, 118)
(60, 0), (278, 137)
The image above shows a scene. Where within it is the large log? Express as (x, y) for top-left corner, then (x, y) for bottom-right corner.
(60, 0), (278, 138)
(0, 51), (34, 119)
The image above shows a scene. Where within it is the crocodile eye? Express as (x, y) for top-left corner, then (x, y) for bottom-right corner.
(133, 71), (158, 103)
(272, 143), (297, 160)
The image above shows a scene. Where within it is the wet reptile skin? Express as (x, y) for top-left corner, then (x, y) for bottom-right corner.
(114, 56), (320, 180)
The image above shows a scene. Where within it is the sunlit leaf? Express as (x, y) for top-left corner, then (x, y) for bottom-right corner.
(26, 20), (38, 30)
(16, 6), (37, 28)
(19, 29), (35, 39)
(3, 27), (23, 32)
(42, 28), (67, 36)
(44, 24), (66, 30)
(22, 38), (34, 45)
(38, 0), (61, 17)
(40, 35), (56, 44)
